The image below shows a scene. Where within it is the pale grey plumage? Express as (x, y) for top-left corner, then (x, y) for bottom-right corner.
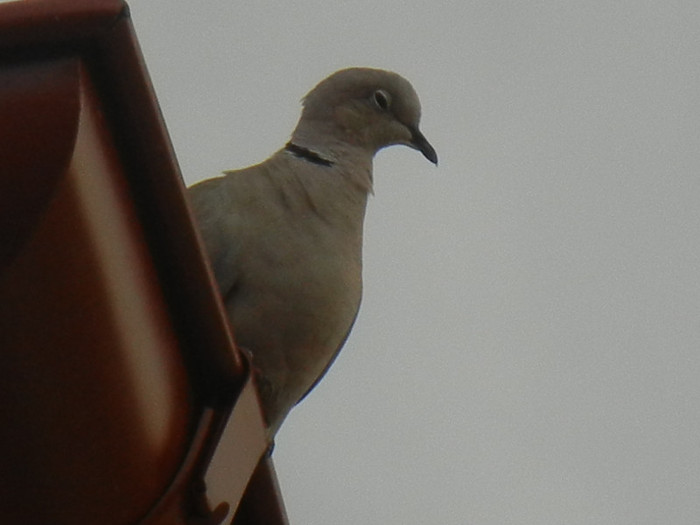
(188, 68), (436, 436)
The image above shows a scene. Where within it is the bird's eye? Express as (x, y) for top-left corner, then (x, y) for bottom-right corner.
(372, 89), (391, 110)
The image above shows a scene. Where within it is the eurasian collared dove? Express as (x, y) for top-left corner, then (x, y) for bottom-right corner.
(188, 67), (436, 436)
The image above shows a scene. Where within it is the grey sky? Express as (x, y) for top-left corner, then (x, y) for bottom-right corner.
(131, 2), (700, 523)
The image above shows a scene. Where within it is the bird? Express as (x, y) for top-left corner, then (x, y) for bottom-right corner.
(188, 67), (437, 437)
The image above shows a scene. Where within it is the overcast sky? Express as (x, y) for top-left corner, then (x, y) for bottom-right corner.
(130, 2), (700, 523)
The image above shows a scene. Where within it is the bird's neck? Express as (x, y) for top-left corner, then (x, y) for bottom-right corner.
(284, 142), (334, 167)
(289, 125), (375, 194)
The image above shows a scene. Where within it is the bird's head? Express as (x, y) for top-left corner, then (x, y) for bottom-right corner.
(293, 68), (437, 165)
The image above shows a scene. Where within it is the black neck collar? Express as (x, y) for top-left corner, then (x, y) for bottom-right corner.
(285, 142), (334, 167)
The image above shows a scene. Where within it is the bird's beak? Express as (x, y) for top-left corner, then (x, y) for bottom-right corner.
(409, 126), (438, 165)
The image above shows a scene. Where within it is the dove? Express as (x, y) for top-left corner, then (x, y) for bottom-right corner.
(188, 67), (436, 436)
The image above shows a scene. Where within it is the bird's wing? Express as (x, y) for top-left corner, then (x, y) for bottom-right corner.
(188, 176), (240, 298)
(295, 299), (362, 405)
